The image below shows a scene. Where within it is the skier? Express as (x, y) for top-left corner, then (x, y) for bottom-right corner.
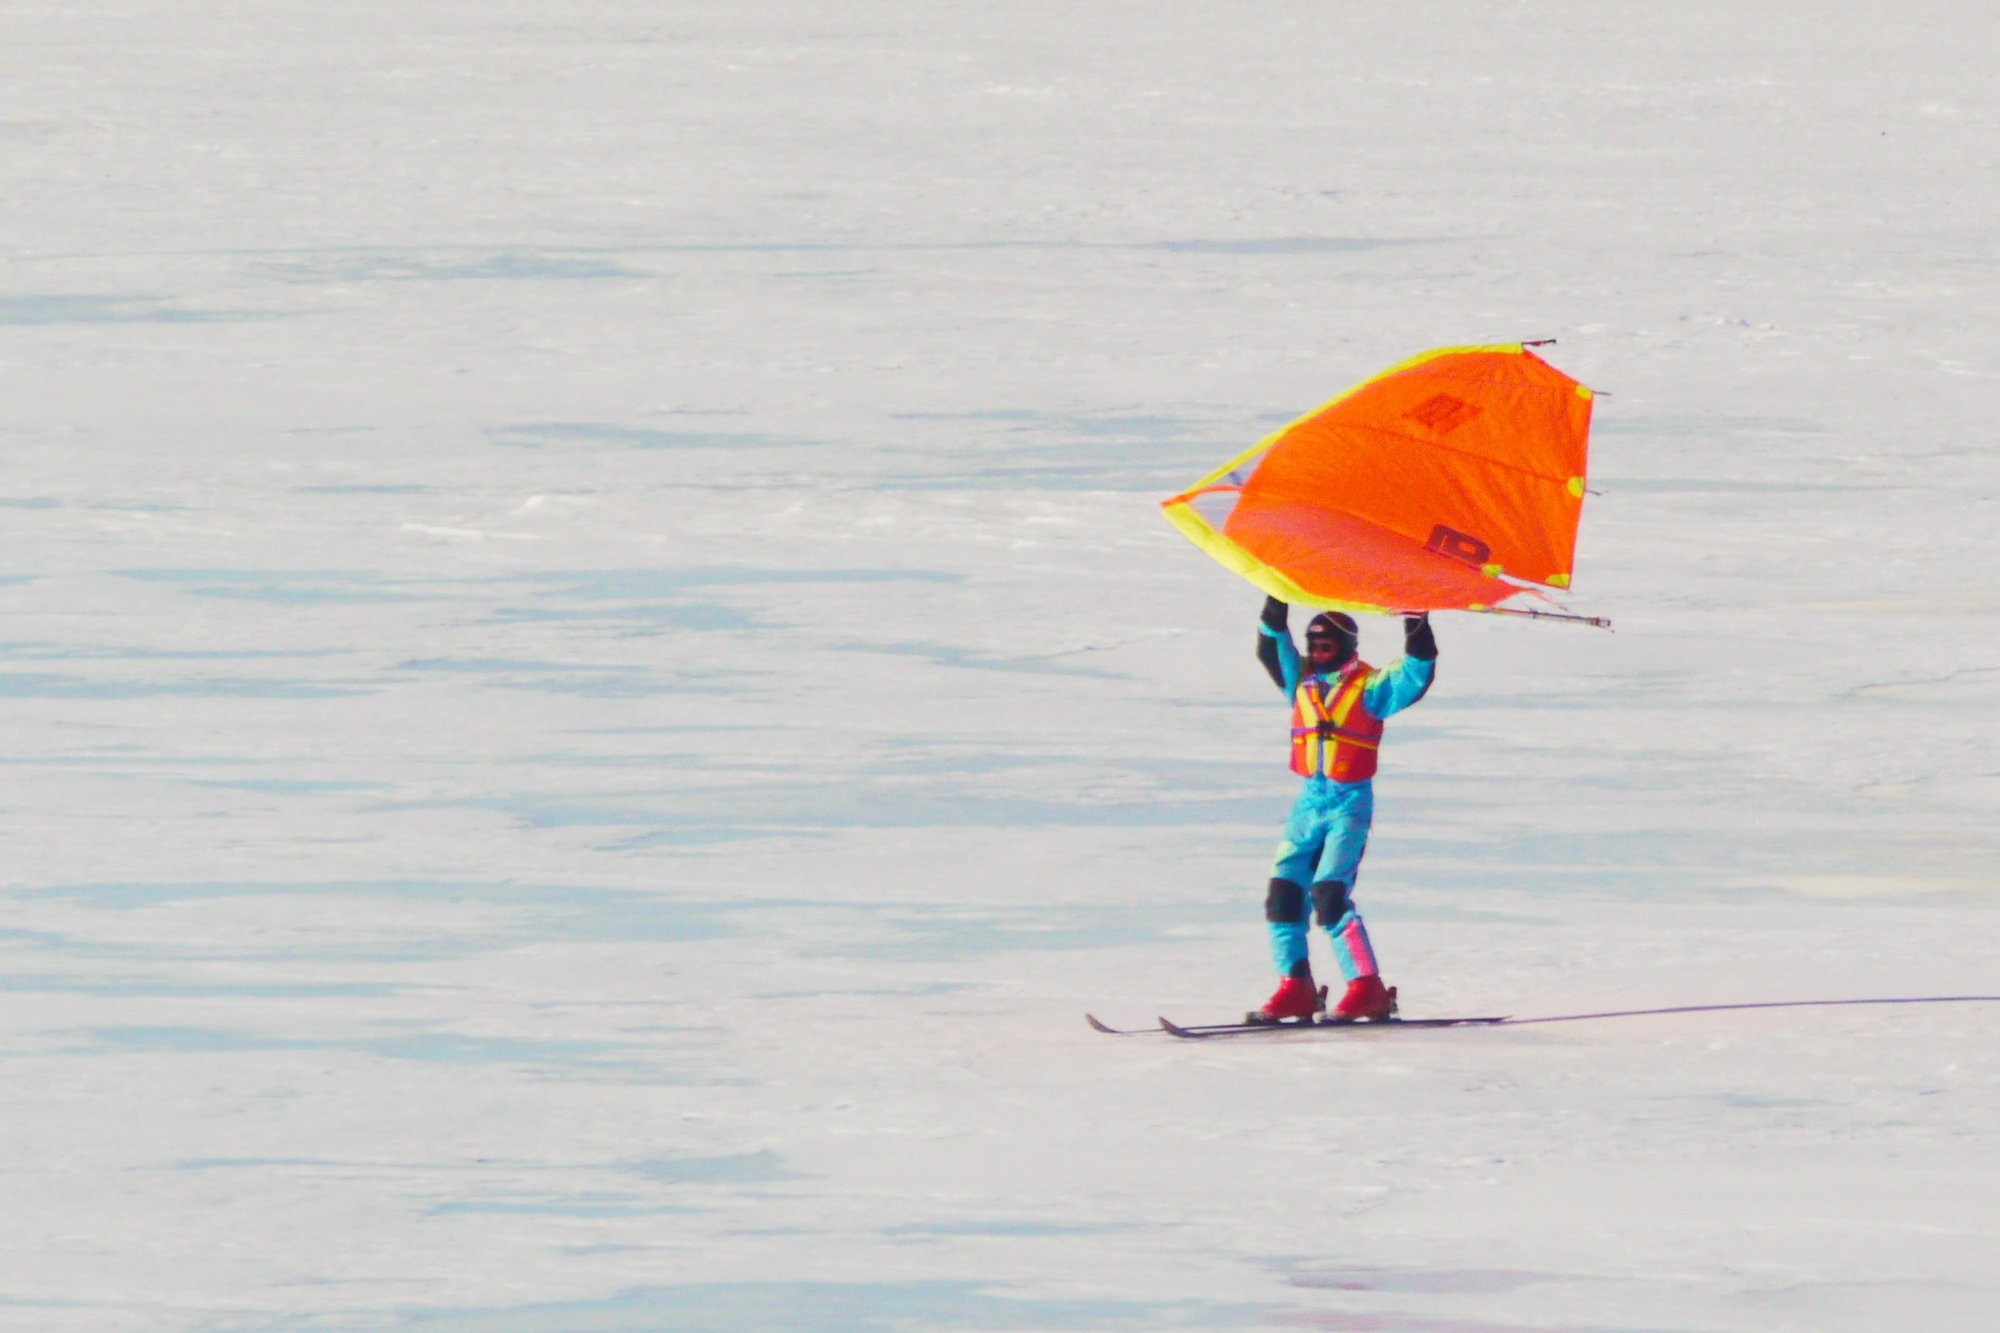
(1250, 596), (1437, 1024)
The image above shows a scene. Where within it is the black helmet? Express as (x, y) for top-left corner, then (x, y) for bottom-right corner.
(1304, 611), (1358, 660)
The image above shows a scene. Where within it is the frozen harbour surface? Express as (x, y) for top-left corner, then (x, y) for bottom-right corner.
(4, 1), (2000, 1329)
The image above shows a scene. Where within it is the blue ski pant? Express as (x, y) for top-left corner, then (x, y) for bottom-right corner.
(1267, 778), (1380, 981)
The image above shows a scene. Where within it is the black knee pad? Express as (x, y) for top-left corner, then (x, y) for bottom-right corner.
(1311, 879), (1351, 926)
(1264, 878), (1306, 923)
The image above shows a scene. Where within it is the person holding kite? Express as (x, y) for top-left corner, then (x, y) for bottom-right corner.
(1158, 343), (1602, 1025)
(1250, 600), (1436, 1023)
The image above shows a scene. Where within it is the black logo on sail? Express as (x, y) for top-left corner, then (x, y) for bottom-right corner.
(1426, 525), (1492, 566)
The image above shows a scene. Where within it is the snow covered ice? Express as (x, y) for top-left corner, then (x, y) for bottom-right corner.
(3, 1), (1999, 1329)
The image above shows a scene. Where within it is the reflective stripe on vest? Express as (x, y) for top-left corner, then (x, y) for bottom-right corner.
(1289, 661), (1385, 782)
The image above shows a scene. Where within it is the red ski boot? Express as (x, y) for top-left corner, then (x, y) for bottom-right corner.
(1247, 975), (1326, 1025)
(1327, 975), (1397, 1023)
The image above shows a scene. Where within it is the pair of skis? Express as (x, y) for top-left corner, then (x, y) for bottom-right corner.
(1088, 1013), (1507, 1039)
(1093, 979), (1507, 1039)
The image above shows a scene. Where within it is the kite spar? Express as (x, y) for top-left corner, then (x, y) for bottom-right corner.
(1161, 344), (1608, 625)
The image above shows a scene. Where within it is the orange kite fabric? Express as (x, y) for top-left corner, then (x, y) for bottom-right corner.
(1161, 344), (1595, 616)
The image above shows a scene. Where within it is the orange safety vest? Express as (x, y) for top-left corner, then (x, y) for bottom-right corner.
(1290, 661), (1384, 782)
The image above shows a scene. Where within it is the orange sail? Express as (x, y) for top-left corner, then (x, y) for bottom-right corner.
(1161, 344), (1596, 616)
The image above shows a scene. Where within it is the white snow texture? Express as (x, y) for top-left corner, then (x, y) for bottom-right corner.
(3, 2), (1999, 1330)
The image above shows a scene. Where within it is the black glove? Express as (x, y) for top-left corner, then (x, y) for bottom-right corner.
(1256, 598), (1288, 690)
(1403, 613), (1437, 661)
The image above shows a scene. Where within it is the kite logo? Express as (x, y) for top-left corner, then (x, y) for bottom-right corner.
(1426, 524), (1492, 566)
(1405, 394), (1481, 435)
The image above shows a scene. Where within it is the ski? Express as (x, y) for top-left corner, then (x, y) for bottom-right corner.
(1090, 995), (2000, 1038)
(1157, 1014), (1508, 1038)
(1086, 1014), (1270, 1036)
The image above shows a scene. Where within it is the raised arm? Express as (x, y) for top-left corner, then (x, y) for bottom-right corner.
(1363, 614), (1438, 719)
(1255, 596), (1301, 696)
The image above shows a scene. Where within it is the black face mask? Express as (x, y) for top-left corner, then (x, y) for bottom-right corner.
(1305, 636), (1354, 671)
